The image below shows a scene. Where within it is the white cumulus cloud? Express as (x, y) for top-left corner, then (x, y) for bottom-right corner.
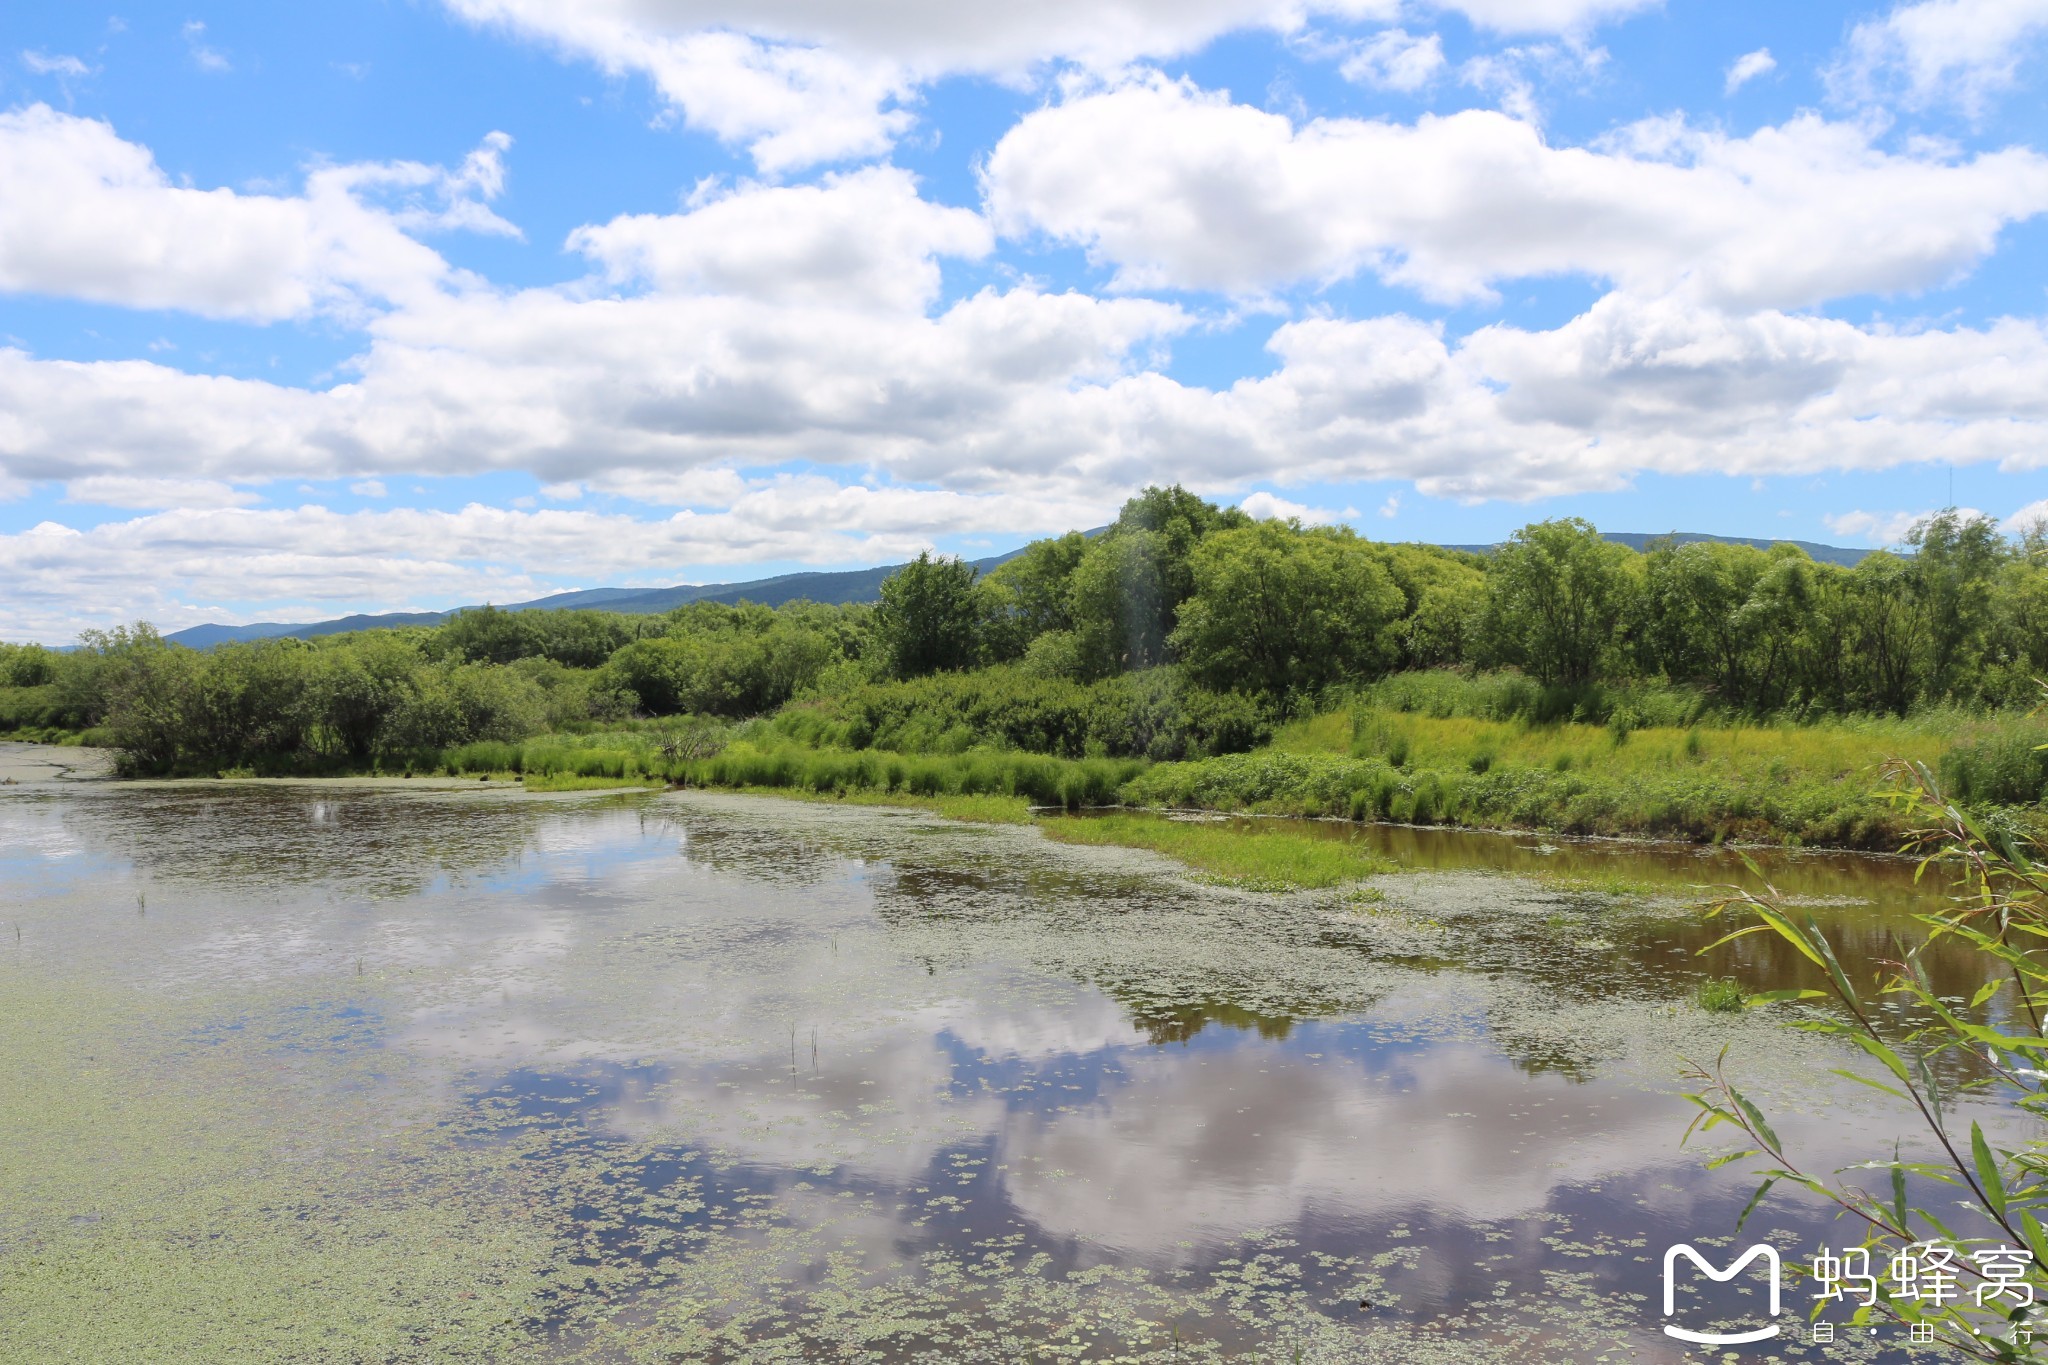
(438, 0), (1657, 169)
(1830, 0), (2048, 115)
(1825, 507), (1989, 544)
(6, 111), (2048, 634)
(1239, 491), (1342, 523)
(0, 106), (517, 322)
(0, 482), (1114, 639)
(983, 77), (2048, 306)
(1437, 0), (1659, 34)
(63, 476), (259, 510)
(568, 166), (990, 311)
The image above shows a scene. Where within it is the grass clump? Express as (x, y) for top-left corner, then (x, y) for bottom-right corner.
(673, 743), (1139, 810)
(1036, 812), (1396, 890)
(1696, 978), (1748, 1013)
(1541, 872), (1668, 900)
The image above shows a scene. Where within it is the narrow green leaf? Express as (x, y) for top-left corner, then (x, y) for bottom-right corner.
(2022, 1212), (2048, 1271)
(1696, 924), (1773, 955)
(1728, 1085), (1782, 1154)
(1973, 1122), (2009, 1218)
(1803, 911), (1861, 1006)
(1846, 1032), (1915, 1089)
(1706, 1149), (1762, 1170)
(1829, 1068), (1909, 1102)
(1734, 1176), (1778, 1235)
(1745, 904), (1826, 969)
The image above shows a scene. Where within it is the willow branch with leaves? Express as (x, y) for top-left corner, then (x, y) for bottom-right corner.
(1682, 752), (2048, 1360)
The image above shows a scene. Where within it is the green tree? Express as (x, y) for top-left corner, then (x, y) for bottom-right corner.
(1170, 521), (1405, 700)
(0, 643), (57, 687)
(436, 605), (542, 665)
(1845, 551), (1929, 714)
(1068, 531), (1171, 678)
(1480, 519), (1642, 686)
(985, 531), (1090, 655)
(1110, 485), (1250, 610)
(1907, 509), (2008, 700)
(188, 639), (320, 767)
(1990, 523), (2048, 699)
(78, 624), (201, 772)
(874, 552), (988, 678)
(316, 633), (427, 762)
(382, 660), (546, 753)
(1373, 543), (1489, 671)
(1643, 540), (1776, 703)
(1064, 487), (1251, 679)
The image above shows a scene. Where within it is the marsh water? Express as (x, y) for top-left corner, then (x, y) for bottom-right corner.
(0, 753), (2008, 1361)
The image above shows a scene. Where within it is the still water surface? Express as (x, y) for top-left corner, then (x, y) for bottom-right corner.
(0, 769), (1997, 1361)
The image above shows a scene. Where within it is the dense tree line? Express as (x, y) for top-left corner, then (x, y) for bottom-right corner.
(2, 488), (2044, 774)
(878, 499), (2046, 716)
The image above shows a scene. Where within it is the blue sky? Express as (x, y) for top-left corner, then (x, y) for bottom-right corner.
(3, 0), (2047, 639)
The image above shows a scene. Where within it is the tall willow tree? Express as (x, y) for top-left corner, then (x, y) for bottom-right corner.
(1479, 518), (1642, 686)
(1171, 521), (1405, 701)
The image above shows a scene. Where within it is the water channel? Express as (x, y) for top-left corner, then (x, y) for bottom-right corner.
(0, 754), (2012, 1361)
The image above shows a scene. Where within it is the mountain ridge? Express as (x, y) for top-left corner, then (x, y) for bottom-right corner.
(162, 530), (1874, 649)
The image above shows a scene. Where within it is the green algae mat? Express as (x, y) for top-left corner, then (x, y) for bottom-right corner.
(0, 782), (1981, 1362)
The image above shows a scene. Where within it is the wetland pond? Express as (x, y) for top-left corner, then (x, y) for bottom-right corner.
(0, 758), (2007, 1362)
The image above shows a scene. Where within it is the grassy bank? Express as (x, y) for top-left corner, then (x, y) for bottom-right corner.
(44, 676), (2045, 855)
(412, 735), (1144, 812)
(1117, 708), (2027, 848)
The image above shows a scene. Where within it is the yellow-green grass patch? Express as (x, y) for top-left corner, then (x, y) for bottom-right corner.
(1276, 708), (1950, 783)
(1036, 812), (1397, 890)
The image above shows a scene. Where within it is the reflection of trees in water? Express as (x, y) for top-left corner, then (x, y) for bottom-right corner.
(1300, 818), (1952, 908)
(1120, 999), (1303, 1046)
(1378, 878), (2005, 1028)
(58, 785), (542, 897)
(874, 864), (1001, 918)
(1485, 1012), (1599, 1083)
(666, 820), (852, 888)
(871, 853), (1380, 1046)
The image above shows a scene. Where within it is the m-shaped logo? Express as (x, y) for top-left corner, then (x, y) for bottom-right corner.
(1663, 1243), (1782, 1345)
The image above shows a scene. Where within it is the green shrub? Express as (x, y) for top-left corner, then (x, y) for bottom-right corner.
(772, 666), (1268, 761)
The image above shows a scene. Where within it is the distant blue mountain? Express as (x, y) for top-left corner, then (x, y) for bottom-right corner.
(1440, 531), (1872, 567)
(162, 548), (1031, 648)
(161, 529), (1873, 649)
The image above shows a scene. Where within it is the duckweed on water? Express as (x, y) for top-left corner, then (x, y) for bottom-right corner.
(1036, 811), (1400, 890)
(0, 783), (1975, 1361)
(712, 783), (1037, 825)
